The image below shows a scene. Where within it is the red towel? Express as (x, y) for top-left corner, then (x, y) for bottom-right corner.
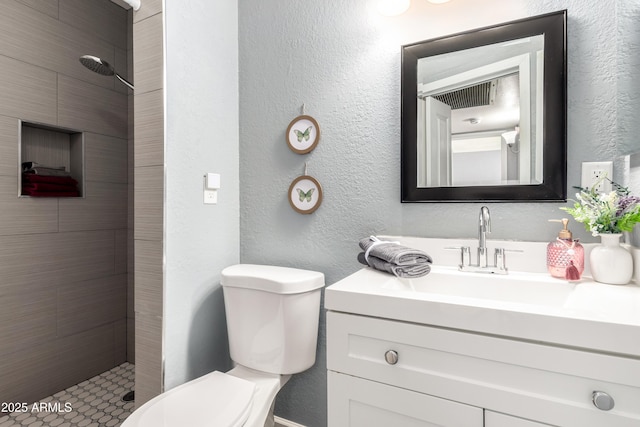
(22, 183), (78, 192)
(22, 189), (80, 197)
(22, 173), (78, 186)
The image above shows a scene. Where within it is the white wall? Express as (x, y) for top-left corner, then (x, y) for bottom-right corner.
(164, 0), (239, 389)
(239, 0), (632, 425)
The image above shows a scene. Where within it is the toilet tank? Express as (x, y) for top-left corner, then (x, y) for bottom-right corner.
(220, 264), (324, 375)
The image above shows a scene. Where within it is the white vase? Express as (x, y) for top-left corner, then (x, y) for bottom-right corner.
(589, 234), (633, 285)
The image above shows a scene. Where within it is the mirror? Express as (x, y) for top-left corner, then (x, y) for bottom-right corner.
(401, 11), (567, 202)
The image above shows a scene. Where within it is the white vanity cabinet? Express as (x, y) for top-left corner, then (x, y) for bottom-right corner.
(326, 311), (640, 427)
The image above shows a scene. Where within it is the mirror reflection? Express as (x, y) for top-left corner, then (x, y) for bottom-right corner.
(417, 35), (544, 187)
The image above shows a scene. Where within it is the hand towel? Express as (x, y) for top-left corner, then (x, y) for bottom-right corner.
(357, 236), (432, 278)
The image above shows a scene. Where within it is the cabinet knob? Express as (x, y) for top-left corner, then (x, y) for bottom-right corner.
(384, 350), (398, 365)
(592, 391), (615, 411)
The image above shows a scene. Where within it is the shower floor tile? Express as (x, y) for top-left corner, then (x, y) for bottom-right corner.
(0, 362), (135, 427)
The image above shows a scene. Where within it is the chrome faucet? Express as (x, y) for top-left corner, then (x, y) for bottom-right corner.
(478, 206), (491, 268)
(447, 206), (516, 274)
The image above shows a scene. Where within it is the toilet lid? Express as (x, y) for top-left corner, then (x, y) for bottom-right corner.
(124, 371), (255, 427)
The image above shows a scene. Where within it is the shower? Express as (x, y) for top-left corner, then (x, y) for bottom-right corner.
(79, 54), (134, 90)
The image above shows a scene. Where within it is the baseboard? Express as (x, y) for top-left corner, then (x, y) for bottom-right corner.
(274, 415), (307, 427)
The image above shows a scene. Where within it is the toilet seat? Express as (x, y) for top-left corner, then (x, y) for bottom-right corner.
(121, 371), (255, 427)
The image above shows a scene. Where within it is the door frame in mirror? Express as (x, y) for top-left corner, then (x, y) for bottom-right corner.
(401, 10), (567, 202)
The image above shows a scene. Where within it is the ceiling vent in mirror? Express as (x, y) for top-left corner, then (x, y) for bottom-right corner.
(432, 80), (496, 110)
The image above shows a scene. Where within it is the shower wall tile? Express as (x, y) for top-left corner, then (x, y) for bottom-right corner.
(0, 178), (58, 236)
(15, 0), (59, 19)
(0, 341), (59, 404)
(135, 312), (163, 408)
(0, 230), (115, 289)
(57, 274), (127, 338)
(134, 165), (164, 241)
(59, 0), (128, 50)
(134, 89), (164, 167)
(58, 181), (128, 231)
(133, 12), (163, 94)
(58, 75), (128, 139)
(133, 0), (162, 24)
(0, 0), (116, 91)
(84, 132), (128, 184)
(114, 318), (128, 364)
(127, 316), (135, 363)
(115, 46), (131, 95)
(0, 54), (57, 125)
(116, 229), (128, 274)
(0, 116), (19, 176)
(55, 323), (117, 391)
(0, 282), (57, 357)
(135, 239), (163, 316)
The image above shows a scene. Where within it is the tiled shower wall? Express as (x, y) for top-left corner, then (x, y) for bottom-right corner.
(132, 0), (165, 407)
(0, 0), (130, 404)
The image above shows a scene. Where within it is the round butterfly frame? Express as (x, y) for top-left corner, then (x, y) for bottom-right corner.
(288, 175), (323, 214)
(286, 115), (320, 154)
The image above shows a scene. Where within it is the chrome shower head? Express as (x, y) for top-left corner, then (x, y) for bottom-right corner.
(79, 55), (134, 90)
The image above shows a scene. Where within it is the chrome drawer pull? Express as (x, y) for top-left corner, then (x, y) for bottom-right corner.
(592, 391), (615, 411)
(384, 350), (398, 365)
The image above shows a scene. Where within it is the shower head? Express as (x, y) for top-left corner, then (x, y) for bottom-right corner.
(79, 55), (134, 90)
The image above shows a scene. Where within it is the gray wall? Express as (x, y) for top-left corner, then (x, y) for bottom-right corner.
(239, 0), (636, 425)
(0, 0), (129, 405)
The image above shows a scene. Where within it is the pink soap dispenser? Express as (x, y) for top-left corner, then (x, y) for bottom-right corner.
(547, 219), (584, 281)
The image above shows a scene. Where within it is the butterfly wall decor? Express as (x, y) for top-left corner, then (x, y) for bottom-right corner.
(286, 115), (320, 154)
(288, 175), (323, 214)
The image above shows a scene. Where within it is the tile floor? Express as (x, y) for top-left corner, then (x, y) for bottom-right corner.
(0, 362), (135, 427)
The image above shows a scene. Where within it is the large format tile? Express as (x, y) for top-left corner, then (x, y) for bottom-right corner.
(0, 177), (59, 236)
(135, 312), (163, 408)
(0, 115), (19, 176)
(0, 54), (57, 125)
(14, 0), (59, 19)
(133, 12), (163, 94)
(58, 75), (128, 139)
(84, 132), (128, 184)
(0, 230), (116, 288)
(133, 0), (162, 24)
(134, 89), (164, 167)
(134, 165), (164, 241)
(57, 274), (127, 337)
(58, 181), (128, 231)
(0, 282), (57, 357)
(59, 0), (128, 50)
(135, 239), (163, 316)
(0, 341), (58, 404)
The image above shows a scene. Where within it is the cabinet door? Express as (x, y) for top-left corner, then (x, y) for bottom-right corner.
(328, 371), (483, 427)
(485, 411), (556, 427)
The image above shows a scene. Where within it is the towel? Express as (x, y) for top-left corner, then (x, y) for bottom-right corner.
(22, 173), (78, 186)
(357, 236), (432, 278)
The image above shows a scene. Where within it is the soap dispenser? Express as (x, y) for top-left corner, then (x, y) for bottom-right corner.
(547, 219), (584, 280)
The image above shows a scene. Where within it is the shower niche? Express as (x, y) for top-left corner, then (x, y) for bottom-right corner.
(19, 121), (84, 198)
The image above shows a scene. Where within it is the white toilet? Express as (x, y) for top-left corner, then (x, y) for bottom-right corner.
(121, 264), (324, 427)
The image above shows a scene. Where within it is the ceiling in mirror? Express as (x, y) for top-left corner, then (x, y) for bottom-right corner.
(401, 11), (567, 202)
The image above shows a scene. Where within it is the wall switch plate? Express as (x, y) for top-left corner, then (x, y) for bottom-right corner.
(204, 189), (218, 204)
(581, 161), (613, 192)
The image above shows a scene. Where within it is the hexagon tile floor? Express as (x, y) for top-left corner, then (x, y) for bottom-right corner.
(0, 362), (135, 427)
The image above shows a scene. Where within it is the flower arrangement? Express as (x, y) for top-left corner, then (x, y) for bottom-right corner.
(561, 178), (640, 236)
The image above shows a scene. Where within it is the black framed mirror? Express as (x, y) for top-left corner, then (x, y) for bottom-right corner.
(401, 10), (567, 202)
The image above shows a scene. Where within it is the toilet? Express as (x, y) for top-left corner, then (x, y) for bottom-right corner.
(121, 264), (324, 427)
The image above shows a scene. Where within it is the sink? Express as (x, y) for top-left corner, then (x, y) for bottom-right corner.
(380, 267), (575, 307)
(326, 247), (640, 358)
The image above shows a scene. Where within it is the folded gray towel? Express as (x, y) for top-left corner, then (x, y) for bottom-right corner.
(357, 236), (432, 278)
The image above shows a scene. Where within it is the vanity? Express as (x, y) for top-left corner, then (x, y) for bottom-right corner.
(325, 237), (640, 427)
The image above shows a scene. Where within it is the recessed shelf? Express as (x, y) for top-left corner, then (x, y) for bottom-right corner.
(19, 121), (84, 198)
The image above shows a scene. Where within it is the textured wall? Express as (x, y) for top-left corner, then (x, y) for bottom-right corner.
(0, 0), (129, 405)
(163, 0), (240, 390)
(239, 0), (632, 425)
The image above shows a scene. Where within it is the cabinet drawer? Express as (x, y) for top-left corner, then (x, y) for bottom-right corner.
(327, 311), (640, 427)
(328, 371), (483, 427)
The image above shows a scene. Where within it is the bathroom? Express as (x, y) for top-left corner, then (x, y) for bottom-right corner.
(0, 0), (638, 426)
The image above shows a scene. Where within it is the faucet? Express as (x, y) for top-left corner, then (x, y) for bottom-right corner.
(478, 206), (491, 268)
(446, 206), (517, 274)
